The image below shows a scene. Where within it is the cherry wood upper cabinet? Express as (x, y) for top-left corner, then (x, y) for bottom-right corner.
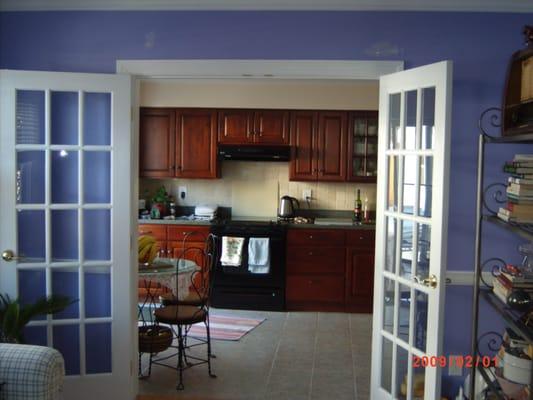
(218, 110), (253, 144)
(176, 109), (218, 179)
(290, 111), (318, 181)
(254, 110), (289, 144)
(218, 109), (289, 145)
(317, 111), (347, 182)
(289, 111), (347, 182)
(139, 108), (175, 178)
(347, 111), (378, 183)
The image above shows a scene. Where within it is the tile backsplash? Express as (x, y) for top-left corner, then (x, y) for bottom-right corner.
(140, 162), (376, 217)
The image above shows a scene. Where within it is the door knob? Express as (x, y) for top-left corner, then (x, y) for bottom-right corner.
(2, 250), (20, 262)
(415, 274), (438, 288)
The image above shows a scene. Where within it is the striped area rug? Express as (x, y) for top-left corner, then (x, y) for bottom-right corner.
(187, 314), (266, 341)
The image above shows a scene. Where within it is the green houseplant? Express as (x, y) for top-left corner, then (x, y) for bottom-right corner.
(150, 186), (171, 218)
(0, 294), (75, 343)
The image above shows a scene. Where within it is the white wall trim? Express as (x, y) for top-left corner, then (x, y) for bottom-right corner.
(117, 59), (404, 80)
(1, 0), (532, 13)
(446, 270), (492, 286)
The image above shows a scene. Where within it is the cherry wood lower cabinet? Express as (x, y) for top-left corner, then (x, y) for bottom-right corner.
(286, 228), (375, 313)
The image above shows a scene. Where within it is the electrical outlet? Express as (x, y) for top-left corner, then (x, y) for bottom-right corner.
(303, 189), (312, 200)
(448, 355), (463, 376)
(179, 186), (187, 199)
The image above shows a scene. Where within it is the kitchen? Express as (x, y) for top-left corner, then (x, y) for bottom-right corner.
(137, 77), (380, 397)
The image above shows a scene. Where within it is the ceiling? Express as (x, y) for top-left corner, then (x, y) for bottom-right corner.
(0, 0), (532, 12)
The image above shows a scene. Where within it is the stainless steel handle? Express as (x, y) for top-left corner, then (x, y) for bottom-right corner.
(2, 250), (21, 262)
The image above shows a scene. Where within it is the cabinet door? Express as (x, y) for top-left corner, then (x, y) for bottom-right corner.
(175, 109), (218, 179)
(317, 111), (347, 181)
(218, 109), (253, 144)
(345, 248), (374, 313)
(289, 111), (318, 181)
(347, 111), (378, 182)
(254, 110), (289, 144)
(139, 108), (175, 177)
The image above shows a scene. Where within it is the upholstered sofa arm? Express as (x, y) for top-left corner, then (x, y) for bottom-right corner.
(0, 343), (65, 400)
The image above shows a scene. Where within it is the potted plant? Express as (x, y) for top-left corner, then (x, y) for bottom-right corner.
(0, 294), (75, 343)
(150, 186), (171, 219)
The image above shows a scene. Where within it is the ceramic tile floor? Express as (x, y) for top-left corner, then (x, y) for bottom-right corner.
(139, 309), (372, 400)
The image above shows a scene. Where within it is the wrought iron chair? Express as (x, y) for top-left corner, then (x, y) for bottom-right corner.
(152, 233), (218, 390)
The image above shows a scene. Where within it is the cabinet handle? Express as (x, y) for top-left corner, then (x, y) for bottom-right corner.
(309, 235), (313, 239)
(360, 236), (364, 240)
(308, 252), (313, 256)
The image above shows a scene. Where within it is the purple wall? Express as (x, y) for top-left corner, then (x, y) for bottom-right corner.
(1, 10), (532, 397)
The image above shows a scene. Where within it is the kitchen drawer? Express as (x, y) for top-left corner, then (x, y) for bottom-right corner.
(287, 246), (345, 274)
(287, 229), (345, 247)
(346, 230), (375, 248)
(167, 225), (210, 242)
(138, 224), (167, 240)
(286, 275), (345, 303)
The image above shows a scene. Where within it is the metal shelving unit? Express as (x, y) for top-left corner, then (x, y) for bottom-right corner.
(470, 108), (533, 400)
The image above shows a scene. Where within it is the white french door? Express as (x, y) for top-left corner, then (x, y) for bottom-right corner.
(0, 70), (136, 399)
(371, 61), (452, 400)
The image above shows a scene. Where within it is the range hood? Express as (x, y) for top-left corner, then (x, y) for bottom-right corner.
(218, 145), (290, 162)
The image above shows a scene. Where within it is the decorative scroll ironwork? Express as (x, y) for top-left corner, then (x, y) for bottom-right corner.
(483, 183), (507, 215)
(478, 107), (502, 139)
(477, 331), (503, 358)
(479, 257), (506, 289)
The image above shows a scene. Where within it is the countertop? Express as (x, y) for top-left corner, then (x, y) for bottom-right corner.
(138, 218), (375, 230)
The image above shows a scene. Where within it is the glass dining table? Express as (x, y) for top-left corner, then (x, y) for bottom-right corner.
(138, 258), (198, 324)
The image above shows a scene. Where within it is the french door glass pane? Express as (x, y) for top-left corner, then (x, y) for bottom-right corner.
(86, 323), (112, 373)
(421, 87), (436, 150)
(405, 90), (417, 150)
(84, 210), (111, 261)
(51, 210), (78, 262)
(396, 346), (410, 399)
(18, 269), (46, 320)
(389, 93), (401, 149)
(416, 224), (431, 279)
(52, 268), (79, 319)
(16, 90), (45, 145)
(385, 217), (397, 273)
(383, 278), (395, 333)
(53, 325), (80, 375)
(400, 220), (414, 278)
(18, 210), (45, 262)
(17, 151), (45, 204)
(51, 150), (78, 204)
(381, 337), (393, 393)
(51, 91), (78, 145)
(24, 325), (47, 346)
(84, 151), (111, 203)
(398, 284), (411, 343)
(387, 156), (399, 211)
(83, 92), (111, 145)
(419, 156), (433, 217)
(414, 290), (429, 352)
(85, 267), (111, 318)
(402, 155), (417, 215)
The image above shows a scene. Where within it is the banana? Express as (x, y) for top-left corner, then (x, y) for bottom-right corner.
(147, 243), (160, 264)
(138, 235), (155, 249)
(138, 243), (151, 263)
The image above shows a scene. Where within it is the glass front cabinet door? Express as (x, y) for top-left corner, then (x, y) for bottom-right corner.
(348, 111), (378, 182)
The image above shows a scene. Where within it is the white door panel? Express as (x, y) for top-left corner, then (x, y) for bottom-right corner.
(0, 70), (135, 400)
(371, 61), (452, 400)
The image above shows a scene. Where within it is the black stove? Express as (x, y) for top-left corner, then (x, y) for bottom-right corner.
(210, 217), (287, 311)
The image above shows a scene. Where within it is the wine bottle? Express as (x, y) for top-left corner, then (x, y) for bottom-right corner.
(354, 189), (362, 222)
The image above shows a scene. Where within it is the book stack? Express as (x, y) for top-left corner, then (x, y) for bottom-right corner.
(498, 154), (533, 224)
(493, 265), (533, 304)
